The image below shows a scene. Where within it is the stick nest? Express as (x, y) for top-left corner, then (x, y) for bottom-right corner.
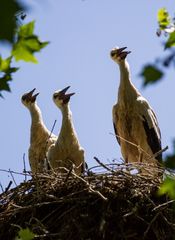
(0, 163), (175, 240)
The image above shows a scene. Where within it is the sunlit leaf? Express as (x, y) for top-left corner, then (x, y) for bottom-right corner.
(16, 228), (35, 240)
(12, 21), (49, 63)
(0, 56), (19, 73)
(12, 41), (38, 63)
(0, 56), (12, 72)
(0, 0), (24, 43)
(19, 21), (34, 38)
(158, 177), (175, 199)
(140, 65), (163, 86)
(24, 38), (48, 51)
(157, 8), (171, 30)
(165, 32), (175, 49)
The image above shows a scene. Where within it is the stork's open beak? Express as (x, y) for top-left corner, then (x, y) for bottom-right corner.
(54, 86), (75, 104)
(111, 47), (131, 60)
(22, 88), (39, 102)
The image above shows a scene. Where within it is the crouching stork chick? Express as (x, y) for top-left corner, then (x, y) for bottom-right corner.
(110, 47), (162, 170)
(21, 89), (57, 173)
(47, 86), (85, 175)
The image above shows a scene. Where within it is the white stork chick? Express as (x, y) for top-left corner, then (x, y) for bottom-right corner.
(21, 89), (57, 173)
(110, 47), (162, 170)
(47, 86), (85, 175)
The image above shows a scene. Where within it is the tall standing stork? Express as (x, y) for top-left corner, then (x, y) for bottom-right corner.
(47, 86), (85, 175)
(21, 89), (57, 173)
(110, 47), (162, 169)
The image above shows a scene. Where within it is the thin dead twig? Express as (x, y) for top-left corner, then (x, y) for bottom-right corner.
(152, 200), (175, 212)
(23, 153), (27, 182)
(5, 181), (13, 193)
(60, 167), (108, 201)
(9, 169), (17, 187)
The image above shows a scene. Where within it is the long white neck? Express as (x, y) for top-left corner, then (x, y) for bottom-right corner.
(29, 103), (49, 143)
(117, 60), (140, 104)
(30, 103), (43, 123)
(57, 104), (77, 143)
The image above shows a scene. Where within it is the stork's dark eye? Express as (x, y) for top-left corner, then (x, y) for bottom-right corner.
(111, 52), (115, 57)
(53, 94), (59, 99)
(22, 95), (26, 101)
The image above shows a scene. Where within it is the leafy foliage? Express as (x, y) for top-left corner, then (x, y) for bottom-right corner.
(158, 177), (175, 199)
(157, 8), (175, 49)
(159, 141), (175, 200)
(0, 0), (24, 43)
(165, 32), (175, 49)
(12, 21), (49, 63)
(15, 228), (35, 240)
(0, 56), (19, 96)
(157, 8), (171, 30)
(140, 64), (163, 86)
(0, 3), (49, 96)
(141, 8), (175, 86)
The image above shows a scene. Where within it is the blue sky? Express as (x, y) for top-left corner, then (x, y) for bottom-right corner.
(0, 0), (175, 189)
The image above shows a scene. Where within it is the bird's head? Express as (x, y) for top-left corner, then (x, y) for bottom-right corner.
(110, 47), (131, 64)
(21, 88), (39, 108)
(53, 86), (75, 109)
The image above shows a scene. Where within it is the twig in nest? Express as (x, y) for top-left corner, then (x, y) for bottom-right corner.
(109, 132), (152, 159)
(94, 157), (131, 178)
(0, 168), (31, 177)
(94, 157), (115, 173)
(60, 167), (108, 201)
(5, 181), (13, 193)
(143, 212), (160, 238)
(145, 194), (175, 228)
(64, 166), (74, 183)
(23, 153), (27, 182)
(0, 182), (4, 193)
(150, 145), (168, 160)
(9, 168), (17, 187)
(152, 200), (175, 212)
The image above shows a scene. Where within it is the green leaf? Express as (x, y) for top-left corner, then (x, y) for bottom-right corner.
(19, 21), (35, 38)
(16, 228), (35, 240)
(12, 21), (49, 63)
(0, 56), (12, 72)
(140, 65), (164, 86)
(165, 32), (175, 49)
(0, 56), (19, 95)
(0, 74), (12, 93)
(0, 0), (24, 43)
(24, 38), (49, 52)
(12, 41), (38, 63)
(157, 8), (171, 30)
(0, 56), (19, 73)
(158, 177), (175, 199)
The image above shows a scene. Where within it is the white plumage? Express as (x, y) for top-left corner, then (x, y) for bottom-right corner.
(110, 47), (162, 167)
(21, 89), (57, 173)
(47, 86), (85, 175)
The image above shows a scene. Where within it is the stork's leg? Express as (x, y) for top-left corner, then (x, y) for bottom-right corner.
(139, 152), (143, 163)
(125, 157), (128, 163)
(125, 157), (130, 173)
(137, 146), (144, 174)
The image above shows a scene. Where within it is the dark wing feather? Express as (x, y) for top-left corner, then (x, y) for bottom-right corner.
(113, 122), (120, 145)
(112, 104), (121, 145)
(142, 115), (162, 162)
